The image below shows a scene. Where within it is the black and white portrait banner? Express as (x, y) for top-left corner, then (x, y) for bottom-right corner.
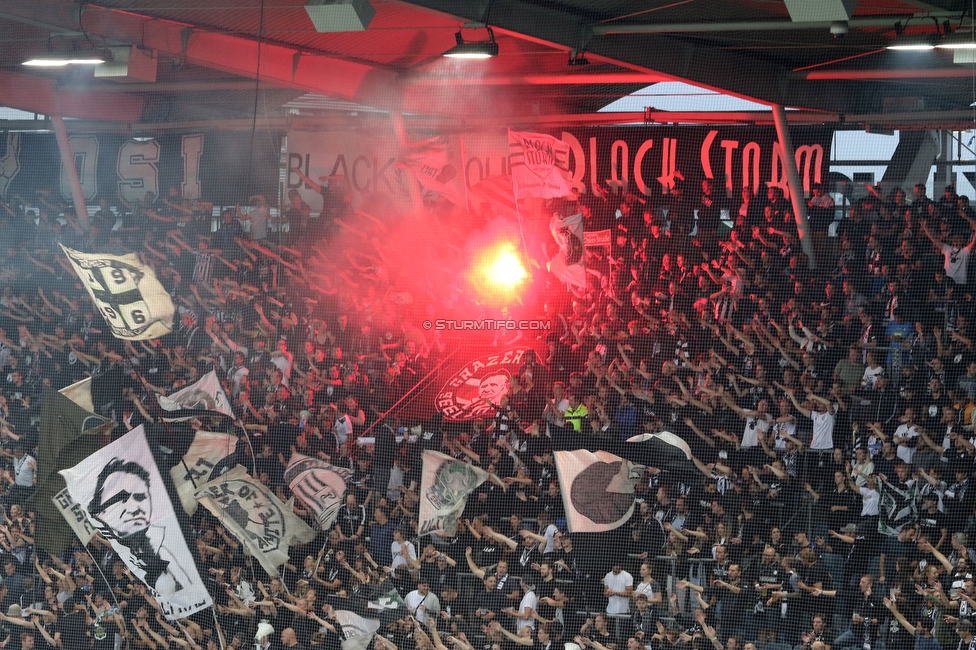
(60, 245), (175, 341)
(195, 465), (316, 577)
(284, 452), (353, 531)
(59, 425), (212, 619)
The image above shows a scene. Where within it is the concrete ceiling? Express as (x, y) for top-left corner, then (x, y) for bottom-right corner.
(1, 0), (975, 131)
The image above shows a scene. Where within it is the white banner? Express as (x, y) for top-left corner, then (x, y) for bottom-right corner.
(60, 245), (174, 341)
(508, 130), (574, 200)
(400, 135), (466, 207)
(59, 376), (95, 413)
(418, 450), (489, 536)
(169, 431), (238, 516)
(284, 452), (353, 531)
(195, 465), (316, 577)
(157, 370), (234, 421)
(282, 131), (511, 217)
(548, 210), (586, 288)
(554, 449), (644, 533)
(59, 426), (212, 619)
(335, 609), (381, 650)
(52, 488), (95, 547)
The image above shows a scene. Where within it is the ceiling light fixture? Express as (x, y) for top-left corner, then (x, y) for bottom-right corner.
(887, 33), (937, 50)
(22, 51), (108, 67)
(886, 17), (945, 50)
(443, 27), (498, 59)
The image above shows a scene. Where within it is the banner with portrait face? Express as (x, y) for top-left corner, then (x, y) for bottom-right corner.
(59, 426), (212, 620)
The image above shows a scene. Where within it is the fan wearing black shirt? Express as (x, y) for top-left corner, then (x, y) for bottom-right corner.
(335, 493), (366, 544)
(750, 545), (784, 644)
(833, 575), (882, 650)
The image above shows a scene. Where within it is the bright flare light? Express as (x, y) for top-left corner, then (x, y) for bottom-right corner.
(466, 240), (529, 307)
(487, 245), (527, 288)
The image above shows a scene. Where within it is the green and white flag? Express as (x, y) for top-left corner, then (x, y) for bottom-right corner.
(418, 450), (489, 536)
(878, 477), (917, 536)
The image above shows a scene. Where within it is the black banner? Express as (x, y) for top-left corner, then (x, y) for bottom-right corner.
(0, 131), (281, 205)
(558, 125), (833, 200)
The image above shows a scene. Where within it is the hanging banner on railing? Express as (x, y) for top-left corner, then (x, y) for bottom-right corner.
(283, 125), (832, 215)
(0, 131), (280, 204)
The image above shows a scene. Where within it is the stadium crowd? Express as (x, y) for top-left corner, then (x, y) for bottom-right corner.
(0, 176), (973, 650)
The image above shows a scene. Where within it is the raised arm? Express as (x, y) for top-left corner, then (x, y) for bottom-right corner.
(464, 547), (487, 580)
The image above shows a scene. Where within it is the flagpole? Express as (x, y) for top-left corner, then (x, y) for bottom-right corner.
(459, 135), (472, 215)
(133, 370), (202, 496)
(508, 130), (532, 263)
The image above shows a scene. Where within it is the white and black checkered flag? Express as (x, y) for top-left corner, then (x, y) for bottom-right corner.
(60, 244), (175, 340)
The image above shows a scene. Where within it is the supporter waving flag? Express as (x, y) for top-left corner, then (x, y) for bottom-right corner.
(508, 130), (574, 199)
(553, 430), (697, 533)
(418, 450), (490, 536)
(59, 244), (174, 340)
(194, 465), (316, 577)
(169, 430), (238, 515)
(156, 370), (234, 421)
(284, 452), (354, 531)
(878, 475), (918, 536)
(400, 135), (466, 208)
(59, 425), (212, 620)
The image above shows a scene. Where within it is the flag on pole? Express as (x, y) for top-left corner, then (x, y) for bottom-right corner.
(169, 431), (238, 515)
(547, 207), (586, 288)
(400, 135), (465, 207)
(418, 450), (490, 536)
(195, 465), (316, 577)
(508, 130), (574, 199)
(32, 390), (113, 556)
(878, 477), (917, 536)
(51, 488), (95, 547)
(157, 370), (234, 421)
(59, 376), (96, 413)
(59, 426), (212, 619)
(469, 174), (518, 220)
(554, 449), (645, 533)
(60, 244), (175, 340)
(284, 452), (353, 531)
(334, 609), (381, 650)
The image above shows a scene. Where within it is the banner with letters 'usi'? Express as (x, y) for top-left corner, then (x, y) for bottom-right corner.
(0, 131), (280, 204)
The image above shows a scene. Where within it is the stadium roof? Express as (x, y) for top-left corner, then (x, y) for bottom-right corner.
(0, 0), (974, 131)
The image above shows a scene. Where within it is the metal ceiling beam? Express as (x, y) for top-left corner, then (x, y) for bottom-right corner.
(402, 0), (860, 114)
(592, 15), (944, 35)
(404, 73), (671, 85)
(0, 1), (403, 111)
(0, 69), (145, 122)
(57, 80), (283, 93)
(806, 68), (976, 79)
(5, 108), (976, 131)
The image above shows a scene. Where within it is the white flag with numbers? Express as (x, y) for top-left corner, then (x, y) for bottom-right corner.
(60, 244), (174, 340)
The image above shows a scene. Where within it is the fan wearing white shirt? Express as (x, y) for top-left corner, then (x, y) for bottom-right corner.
(786, 389), (838, 451)
(892, 408), (919, 465)
(390, 528), (418, 580)
(405, 580), (439, 626)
